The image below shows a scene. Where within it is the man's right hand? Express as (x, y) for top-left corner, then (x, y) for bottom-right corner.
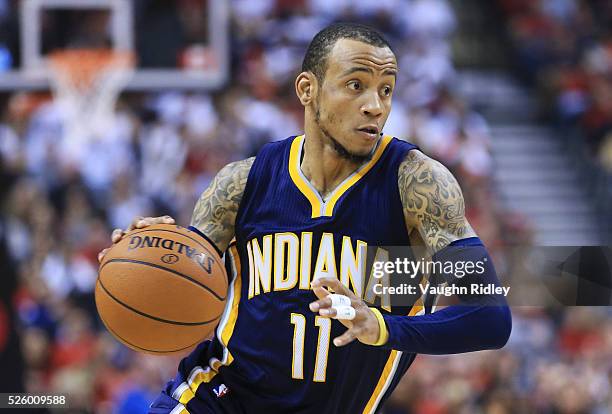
(98, 215), (176, 263)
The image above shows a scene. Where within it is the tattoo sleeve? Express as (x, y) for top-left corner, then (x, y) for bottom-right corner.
(398, 151), (476, 253)
(190, 157), (255, 252)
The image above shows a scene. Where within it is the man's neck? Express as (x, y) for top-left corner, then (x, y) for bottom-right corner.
(300, 133), (369, 199)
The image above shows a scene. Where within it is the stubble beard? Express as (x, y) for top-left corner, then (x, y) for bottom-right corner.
(314, 107), (373, 165)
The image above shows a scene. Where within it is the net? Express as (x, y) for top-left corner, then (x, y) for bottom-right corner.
(47, 49), (135, 149)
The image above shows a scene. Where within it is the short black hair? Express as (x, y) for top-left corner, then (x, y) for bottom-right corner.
(301, 22), (393, 83)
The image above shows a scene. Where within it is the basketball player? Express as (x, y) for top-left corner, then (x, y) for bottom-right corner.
(99, 23), (511, 414)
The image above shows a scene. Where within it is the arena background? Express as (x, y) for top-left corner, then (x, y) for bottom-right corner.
(0, 0), (611, 412)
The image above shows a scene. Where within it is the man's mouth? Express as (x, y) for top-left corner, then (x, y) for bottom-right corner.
(356, 126), (380, 138)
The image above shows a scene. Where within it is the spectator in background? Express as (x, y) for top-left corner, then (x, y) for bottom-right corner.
(500, 0), (612, 168)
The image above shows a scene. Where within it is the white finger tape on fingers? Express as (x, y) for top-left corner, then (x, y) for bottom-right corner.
(328, 294), (351, 307)
(333, 306), (356, 320)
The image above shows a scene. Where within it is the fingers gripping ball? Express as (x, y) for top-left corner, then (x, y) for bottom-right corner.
(96, 224), (228, 355)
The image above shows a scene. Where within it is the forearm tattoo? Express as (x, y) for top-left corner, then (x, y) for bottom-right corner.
(398, 151), (476, 253)
(191, 157), (255, 252)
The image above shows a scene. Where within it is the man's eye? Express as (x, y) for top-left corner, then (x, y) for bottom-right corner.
(348, 81), (361, 90)
(382, 86), (392, 96)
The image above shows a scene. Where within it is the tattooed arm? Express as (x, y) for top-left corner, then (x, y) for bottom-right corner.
(375, 149), (511, 354)
(190, 157), (255, 253)
(97, 157), (255, 263)
(398, 150), (477, 253)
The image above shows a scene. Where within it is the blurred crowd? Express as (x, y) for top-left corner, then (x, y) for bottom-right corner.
(498, 0), (612, 171)
(0, 0), (609, 413)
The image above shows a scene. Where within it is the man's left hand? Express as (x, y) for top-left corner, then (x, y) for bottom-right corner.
(308, 277), (381, 347)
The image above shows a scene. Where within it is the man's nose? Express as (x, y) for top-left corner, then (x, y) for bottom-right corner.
(361, 92), (383, 118)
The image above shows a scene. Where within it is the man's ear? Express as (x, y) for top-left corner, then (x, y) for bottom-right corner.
(295, 72), (318, 106)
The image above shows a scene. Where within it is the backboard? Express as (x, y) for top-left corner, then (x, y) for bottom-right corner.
(0, 0), (229, 90)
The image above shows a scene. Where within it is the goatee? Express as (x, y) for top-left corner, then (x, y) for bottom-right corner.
(315, 109), (373, 164)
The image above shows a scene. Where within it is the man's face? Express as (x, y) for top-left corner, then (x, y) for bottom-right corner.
(314, 38), (397, 161)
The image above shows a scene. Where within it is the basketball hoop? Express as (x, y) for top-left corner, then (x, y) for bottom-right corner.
(47, 49), (135, 148)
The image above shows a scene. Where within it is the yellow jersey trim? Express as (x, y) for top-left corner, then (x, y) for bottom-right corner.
(289, 135), (322, 218)
(362, 297), (426, 413)
(288, 134), (393, 218)
(219, 244), (242, 364)
(169, 403), (190, 414)
(323, 135), (392, 216)
(176, 244), (242, 405)
(362, 350), (402, 414)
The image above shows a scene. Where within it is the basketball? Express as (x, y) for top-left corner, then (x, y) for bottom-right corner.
(95, 224), (227, 355)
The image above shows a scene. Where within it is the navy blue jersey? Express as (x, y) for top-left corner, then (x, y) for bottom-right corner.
(174, 135), (427, 414)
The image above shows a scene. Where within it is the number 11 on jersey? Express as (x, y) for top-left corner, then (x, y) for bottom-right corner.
(290, 313), (332, 382)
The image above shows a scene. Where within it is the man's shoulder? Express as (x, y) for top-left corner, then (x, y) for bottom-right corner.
(249, 135), (300, 162)
(220, 157), (255, 177)
(397, 146), (469, 227)
(220, 135), (299, 196)
(397, 148), (449, 180)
